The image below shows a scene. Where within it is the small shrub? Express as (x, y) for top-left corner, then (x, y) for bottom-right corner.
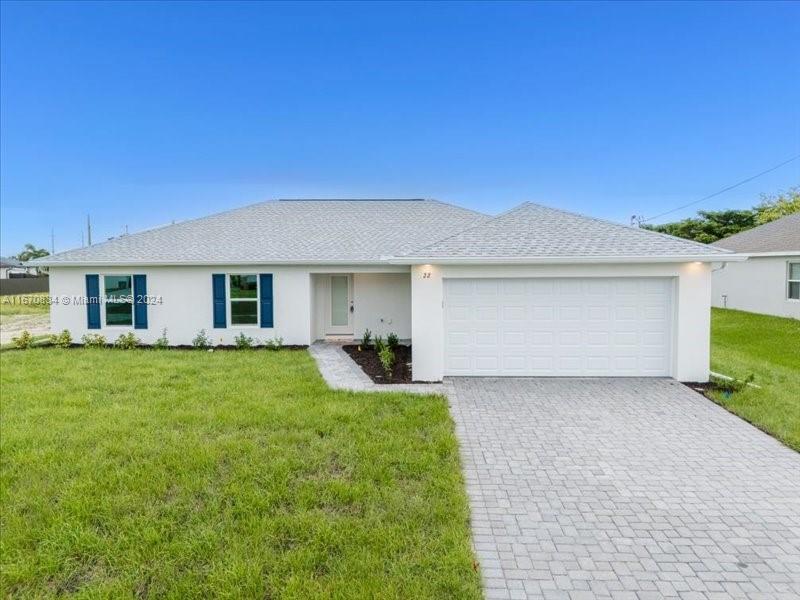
(264, 336), (283, 350)
(50, 329), (72, 348)
(192, 329), (212, 349)
(361, 328), (372, 348)
(11, 330), (33, 349)
(114, 332), (140, 349)
(387, 332), (399, 349)
(153, 328), (169, 349)
(234, 332), (254, 349)
(378, 346), (395, 379)
(81, 333), (107, 348)
(374, 335), (386, 354)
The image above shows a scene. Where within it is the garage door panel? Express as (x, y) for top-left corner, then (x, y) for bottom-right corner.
(444, 277), (673, 377)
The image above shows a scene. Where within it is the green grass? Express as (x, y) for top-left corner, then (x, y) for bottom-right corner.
(710, 308), (800, 451)
(0, 349), (480, 598)
(0, 293), (50, 317)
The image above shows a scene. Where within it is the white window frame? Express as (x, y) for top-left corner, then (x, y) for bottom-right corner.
(788, 262), (800, 301)
(102, 274), (134, 328)
(228, 273), (260, 327)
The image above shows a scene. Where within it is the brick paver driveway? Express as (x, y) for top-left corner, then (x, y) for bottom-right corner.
(446, 378), (800, 600)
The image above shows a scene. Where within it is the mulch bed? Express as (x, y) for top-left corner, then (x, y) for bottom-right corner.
(342, 344), (413, 384)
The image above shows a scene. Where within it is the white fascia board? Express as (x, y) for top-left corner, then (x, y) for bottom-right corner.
(387, 254), (748, 265)
(728, 251), (800, 258)
(32, 259), (398, 267)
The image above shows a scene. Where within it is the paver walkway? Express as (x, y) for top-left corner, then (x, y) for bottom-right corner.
(308, 342), (443, 395)
(446, 377), (800, 600)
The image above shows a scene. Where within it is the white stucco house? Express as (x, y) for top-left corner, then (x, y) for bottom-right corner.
(32, 199), (745, 382)
(711, 213), (799, 319)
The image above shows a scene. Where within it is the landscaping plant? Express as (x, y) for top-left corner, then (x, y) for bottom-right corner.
(374, 335), (385, 354)
(361, 328), (372, 348)
(387, 332), (399, 349)
(11, 330), (33, 349)
(49, 329), (72, 348)
(264, 336), (283, 350)
(192, 329), (212, 349)
(114, 332), (140, 350)
(234, 332), (254, 349)
(153, 328), (169, 349)
(81, 333), (107, 348)
(378, 345), (395, 379)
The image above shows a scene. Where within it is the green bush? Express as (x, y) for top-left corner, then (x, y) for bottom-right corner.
(11, 330), (33, 349)
(50, 330), (72, 349)
(387, 332), (399, 349)
(264, 336), (283, 350)
(361, 328), (372, 348)
(153, 328), (169, 349)
(378, 346), (395, 379)
(114, 332), (140, 350)
(81, 333), (107, 348)
(374, 335), (385, 354)
(192, 329), (212, 349)
(234, 332), (254, 349)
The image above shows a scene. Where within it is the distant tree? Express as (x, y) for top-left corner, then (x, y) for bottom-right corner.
(14, 243), (49, 262)
(642, 209), (757, 244)
(755, 187), (800, 224)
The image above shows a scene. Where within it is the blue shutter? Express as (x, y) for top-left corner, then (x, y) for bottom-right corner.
(86, 274), (101, 329)
(259, 274), (273, 328)
(212, 274), (226, 328)
(133, 274), (148, 329)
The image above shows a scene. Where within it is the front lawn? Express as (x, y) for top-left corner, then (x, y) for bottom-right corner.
(710, 308), (800, 451)
(0, 349), (480, 598)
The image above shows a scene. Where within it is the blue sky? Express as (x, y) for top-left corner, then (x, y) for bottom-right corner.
(1, 1), (798, 256)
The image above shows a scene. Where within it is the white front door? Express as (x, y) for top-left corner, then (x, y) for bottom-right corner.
(327, 274), (353, 335)
(443, 277), (674, 377)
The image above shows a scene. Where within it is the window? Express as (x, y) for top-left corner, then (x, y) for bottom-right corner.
(104, 275), (133, 326)
(230, 274), (258, 325)
(789, 262), (800, 300)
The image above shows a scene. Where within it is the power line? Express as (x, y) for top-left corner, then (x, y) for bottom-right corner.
(641, 153), (800, 224)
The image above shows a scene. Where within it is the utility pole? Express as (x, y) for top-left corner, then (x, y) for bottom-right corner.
(87, 214), (92, 246)
(50, 228), (55, 254)
(81, 231), (85, 247)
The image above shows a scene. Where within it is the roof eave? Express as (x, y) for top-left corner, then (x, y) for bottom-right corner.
(33, 258), (398, 267)
(387, 254), (748, 265)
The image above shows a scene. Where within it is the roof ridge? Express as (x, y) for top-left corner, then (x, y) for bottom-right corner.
(521, 201), (731, 254)
(397, 201), (523, 257)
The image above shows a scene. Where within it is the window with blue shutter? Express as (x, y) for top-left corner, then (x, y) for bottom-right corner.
(85, 274), (101, 329)
(133, 274), (148, 329)
(212, 274), (227, 328)
(259, 274), (273, 328)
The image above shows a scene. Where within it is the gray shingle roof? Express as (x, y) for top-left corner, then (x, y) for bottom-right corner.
(34, 199), (735, 266)
(400, 202), (732, 259)
(712, 213), (800, 253)
(36, 200), (489, 265)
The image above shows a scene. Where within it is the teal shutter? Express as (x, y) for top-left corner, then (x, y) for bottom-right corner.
(212, 274), (226, 328)
(133, 274), (148, 329)
(86, 274), (101, 329)
(259, 274), (273, 328)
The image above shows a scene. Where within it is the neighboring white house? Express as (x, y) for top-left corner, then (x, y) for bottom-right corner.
(32, 199), (744, 382)
(711, 213), (799, 319)
(0, 257), (33, 278)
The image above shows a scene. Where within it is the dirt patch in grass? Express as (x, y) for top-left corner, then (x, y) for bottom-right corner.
(343, 344), (413, 384)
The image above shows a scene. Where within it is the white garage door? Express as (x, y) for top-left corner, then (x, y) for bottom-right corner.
(444, 278), (673, 377)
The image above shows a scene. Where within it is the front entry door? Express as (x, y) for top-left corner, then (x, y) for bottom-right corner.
(327, 275), (353, 335)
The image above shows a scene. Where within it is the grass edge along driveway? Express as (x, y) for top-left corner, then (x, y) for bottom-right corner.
(0, 348), (481, 599)
(709, 308), (800, 452)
